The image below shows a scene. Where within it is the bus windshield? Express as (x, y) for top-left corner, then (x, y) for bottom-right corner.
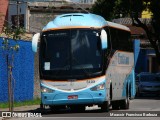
(40, 29), (103, 79)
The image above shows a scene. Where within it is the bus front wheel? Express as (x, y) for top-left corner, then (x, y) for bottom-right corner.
(101, 101), (110, 112)
(112, 101), (120, 110)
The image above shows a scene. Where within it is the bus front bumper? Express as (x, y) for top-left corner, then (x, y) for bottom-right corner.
(41, 91), (106, 106)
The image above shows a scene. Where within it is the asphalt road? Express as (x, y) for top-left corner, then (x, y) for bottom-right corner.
(2, 95), (160, 120)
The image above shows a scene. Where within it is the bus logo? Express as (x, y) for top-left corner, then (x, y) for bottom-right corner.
(118, 53), (129, 65)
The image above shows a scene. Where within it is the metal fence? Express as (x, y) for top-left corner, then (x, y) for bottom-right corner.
(0, 38), (34, 102)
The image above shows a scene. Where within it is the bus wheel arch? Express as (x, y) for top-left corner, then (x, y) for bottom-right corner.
(120, 83), (130, 109)
(100, 83), (112, 112)
(129, 83), (132, 99)
(110, 83), (112, 100)
(111, 83), (120, 110)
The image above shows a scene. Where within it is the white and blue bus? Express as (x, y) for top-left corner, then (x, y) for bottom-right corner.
(32, 13), (137, 112)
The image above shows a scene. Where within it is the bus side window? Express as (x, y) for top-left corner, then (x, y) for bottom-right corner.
(118, 30), (127, 51)
(110, 28), (119, 50)
(117, 30), (132, 51)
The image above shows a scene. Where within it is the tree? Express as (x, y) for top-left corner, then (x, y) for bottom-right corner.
(130, 0), (160, 64)
(91, 0), (116, 20)
(0, 22), (25, 112)
(91, 0), (160, 64)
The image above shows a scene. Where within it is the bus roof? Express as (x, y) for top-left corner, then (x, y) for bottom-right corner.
(107, 21), (130, 32)
(43, 13), (130, 32)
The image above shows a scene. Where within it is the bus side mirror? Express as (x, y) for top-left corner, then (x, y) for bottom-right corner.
(32, 33), (40, 52)
(100, 29), (108, 49)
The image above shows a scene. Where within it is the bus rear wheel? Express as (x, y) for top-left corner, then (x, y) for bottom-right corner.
(120, 93), (130, 109)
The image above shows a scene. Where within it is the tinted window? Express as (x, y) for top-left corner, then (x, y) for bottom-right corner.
(109, 27), (132, 51)
(39, 29), (103, 79)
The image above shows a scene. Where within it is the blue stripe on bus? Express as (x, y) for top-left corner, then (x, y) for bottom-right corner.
(122, 69), (136, 98)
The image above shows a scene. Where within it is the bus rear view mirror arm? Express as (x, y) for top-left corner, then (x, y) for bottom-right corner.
(32, 33), (40, 52)
(100, 29), (108, 49)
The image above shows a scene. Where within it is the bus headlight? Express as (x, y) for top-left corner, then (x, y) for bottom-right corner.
(41, 86), (54, 93)
(90, 83), (105, 91)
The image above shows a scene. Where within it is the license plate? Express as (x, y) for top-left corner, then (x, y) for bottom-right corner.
(68, 95), (78, 100)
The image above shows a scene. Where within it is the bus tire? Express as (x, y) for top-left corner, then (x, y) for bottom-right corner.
(112, 101), (120, 110)
(129, 84), (131, 99)
(101, 101), (110, 112)
(40, 103), (45, 114)
(50, 106), (59, 113)
(120, 90), (130, 109)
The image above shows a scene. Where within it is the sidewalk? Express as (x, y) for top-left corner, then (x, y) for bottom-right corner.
(0, 105), (40, 112)
(1, 105), (100, 112)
